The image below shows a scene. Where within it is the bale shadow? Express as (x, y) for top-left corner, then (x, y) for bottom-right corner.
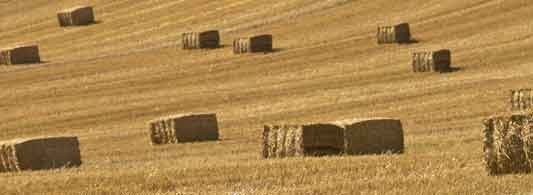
(92, 20), (103, 25)
(440, 67), (462, 74)
(271, 48), (284, 53)
(398, 38), (419, 45)
(8, 61), (48, 66)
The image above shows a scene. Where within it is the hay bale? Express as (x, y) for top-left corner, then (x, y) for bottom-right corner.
(57, 6), (95, 27)
(412, 49), (451, 73)
(0, 45), (40, 65)
(0, 136), (81, 173)
(377, 23), (411, 44)
(233, 34), (273, 54)
(148, 113), (219, 145)
(182, 30), (220, 49)
(336, 118), (404, 155)
(511, 89), (533, 111)
(483, 113), (533, 175)
(262, 124), (344, 158)
(262, 118), (404, 158)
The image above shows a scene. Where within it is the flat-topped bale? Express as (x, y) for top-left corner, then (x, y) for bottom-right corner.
(182, 30), (220, 49)
(511, 89), (533, 111)
(233, 34), (273, 54)
(263, 118), (405, 158)
(377, 23), (411, 44)
(148, 113), (219, 145)
(262, 124), (344, 158)
(0, 136), (81, 173)
(412, 49), (451, 73)
(483, 112), (533, 175)
(335, 118), (404, 155)
(57, 6), (95, 27)
(0, 45), (40, 65)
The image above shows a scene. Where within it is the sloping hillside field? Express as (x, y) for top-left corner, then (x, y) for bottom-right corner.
(1, 0), (533, 194)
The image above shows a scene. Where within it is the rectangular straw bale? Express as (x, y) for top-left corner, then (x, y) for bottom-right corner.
(0, 45), (40, 65)
(412, 49), (451, 73)
(148, 113), (219, 145)
(511, 89), (533, 111)
(262, 124), (344, 158)
(262, 118), (405, 159)
(233, 34), (273, 54)
(0, 136), (81, 173)
(336, 118), (404, 155)
(484, 113), (533, 175)
(182, 30), (220, 49)
(57, 6), (95, 27)
(377, 23), (411, 44)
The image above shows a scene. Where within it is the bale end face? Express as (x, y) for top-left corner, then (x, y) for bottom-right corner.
(394, 23), (411, 44)
(511, 89), (533, 111)
(249, 35), (273, 53)
(432, 49), (451, 72)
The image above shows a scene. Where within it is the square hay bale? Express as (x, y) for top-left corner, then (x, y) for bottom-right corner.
(0, 136), (81, 173)
(336, 118), (404, 155)
(377, 23), (411, 44)
(262, 118), (405, 158)
(412, 49), (451, 73)
(57, 6), (95, 27)
(233, 34), (273, 54)
(511, 89), (533, 111)
(0, 45), (41, 65)
(483, 113), (533, 175)
(148, 113), (219, 145)
(262, 124), (344, 158)
(182, 30), (220, 49)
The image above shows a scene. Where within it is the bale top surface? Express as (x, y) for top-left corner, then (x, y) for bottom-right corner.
(0, 45), (38, 51)
(59, 6), (93, 13)
(148, 113), (216, 123)
(0, 136), (78, 146)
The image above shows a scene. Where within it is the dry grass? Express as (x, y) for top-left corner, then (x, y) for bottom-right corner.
(1, 0), (533, 194)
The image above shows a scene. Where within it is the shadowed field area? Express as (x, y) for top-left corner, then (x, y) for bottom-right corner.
(1, 0), (533, 194)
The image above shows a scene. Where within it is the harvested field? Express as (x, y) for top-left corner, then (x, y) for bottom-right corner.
(182, 30), (220, 49)
(483, 113), (533, 175)
(377, 23), (411, 44)
(3, 0), (533, 194)
(148, 113), (219, 145)
(0, 136), (81, 173)
(233, 34), (273, 54)
(263, 118), (404, 158)
(412, 49), (452, 73)
(0, 45), (40, 65)
(57, 6), (95, 27)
